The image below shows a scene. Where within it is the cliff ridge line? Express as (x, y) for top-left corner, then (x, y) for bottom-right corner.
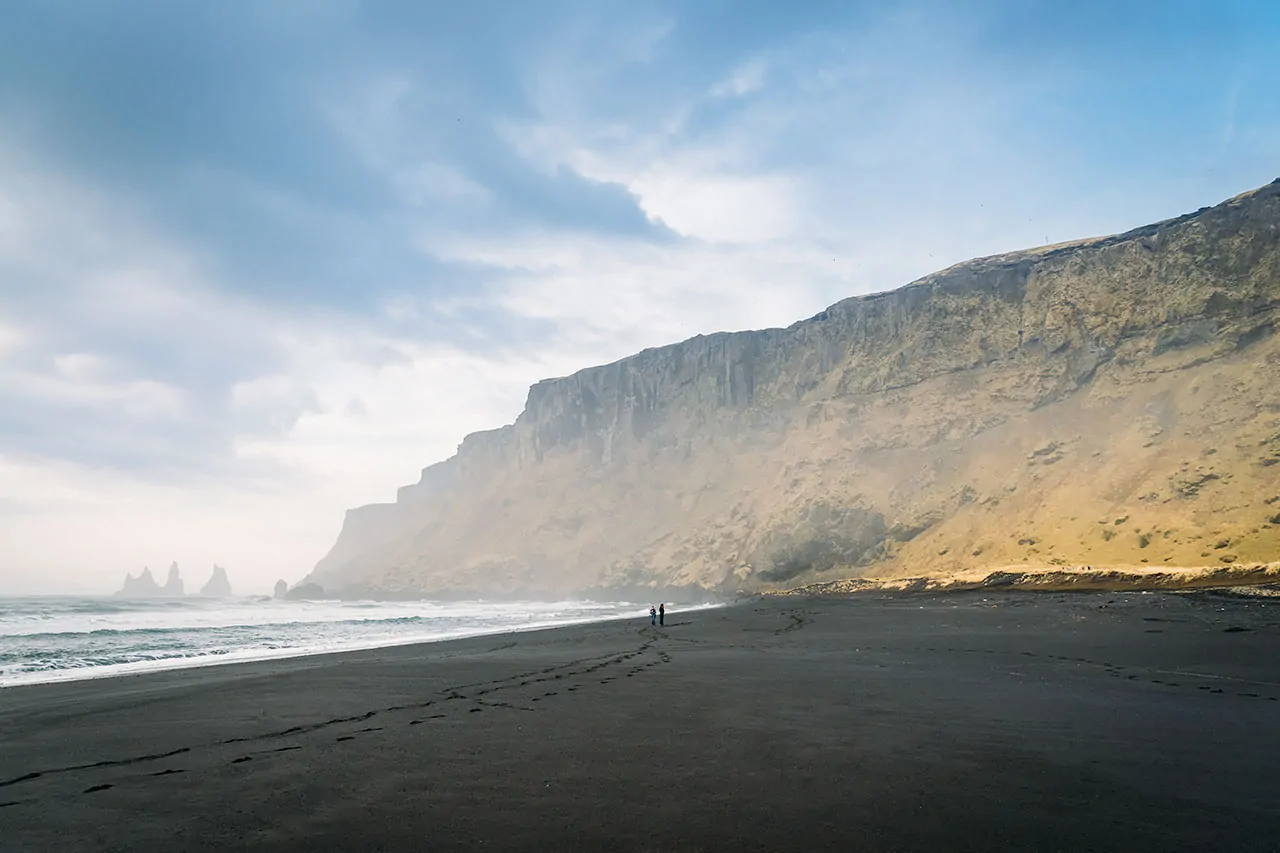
(309, 179), (1280, 598)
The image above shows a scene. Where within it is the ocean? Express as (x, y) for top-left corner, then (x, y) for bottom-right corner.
(0, 596), (682, 687)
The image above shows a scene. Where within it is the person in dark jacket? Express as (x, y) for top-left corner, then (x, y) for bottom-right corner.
(650, 605), (657, 626)
(659, 603), (665, 626)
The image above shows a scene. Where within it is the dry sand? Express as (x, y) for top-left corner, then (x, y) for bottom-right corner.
(2, 591), (1279, 851)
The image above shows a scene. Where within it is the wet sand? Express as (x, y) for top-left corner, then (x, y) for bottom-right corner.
(2, 591), (1279, 852)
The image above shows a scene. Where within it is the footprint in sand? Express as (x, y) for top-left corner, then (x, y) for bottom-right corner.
(84, 784), (113, 793)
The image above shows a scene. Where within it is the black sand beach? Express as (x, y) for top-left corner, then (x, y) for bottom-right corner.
(2, 592), (1279, 852)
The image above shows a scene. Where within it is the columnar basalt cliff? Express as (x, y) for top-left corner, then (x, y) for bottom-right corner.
(309, 181), (1280, 599)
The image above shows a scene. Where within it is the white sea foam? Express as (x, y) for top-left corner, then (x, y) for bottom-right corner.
(0, 596), (722, 687)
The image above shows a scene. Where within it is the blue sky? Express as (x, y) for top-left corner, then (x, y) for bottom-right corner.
(1, 0), (1277, 592)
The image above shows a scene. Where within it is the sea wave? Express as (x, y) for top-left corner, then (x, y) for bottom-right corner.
(0, 613), (442, 641)
(0, 597), (722, 687)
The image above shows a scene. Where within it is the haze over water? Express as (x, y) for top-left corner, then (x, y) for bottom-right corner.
(0, 596), (690, 687)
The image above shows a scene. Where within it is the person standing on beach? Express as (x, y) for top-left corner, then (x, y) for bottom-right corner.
(650, 605), (657, 626)
(659, 603), (665, 627)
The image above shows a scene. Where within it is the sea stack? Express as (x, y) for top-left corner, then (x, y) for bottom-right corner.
(162, 562), (184, 597)
(115, 567), (162, 597)
(285, 582), (325, 601)
(199, 565), (233, 598)
(273, 579), (289, 599)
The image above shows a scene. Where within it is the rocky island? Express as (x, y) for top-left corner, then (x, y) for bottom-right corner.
(115, 562), (185, 597)
(198, 565), (233, 598)
(115, 563), (235, 598)
(307, 180), (1280, 600)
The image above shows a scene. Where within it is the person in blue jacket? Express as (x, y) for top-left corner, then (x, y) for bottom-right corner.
(650, 605), (657, 626)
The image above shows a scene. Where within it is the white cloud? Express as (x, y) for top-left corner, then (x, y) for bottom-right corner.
(52, 352), (112, 381)
(230, 373), (323, 437)
(630, 169), (801, 243)
(419, 228), (843, 360)
(711, 59), (767, 98)
(0, 321), (25, 359)
(5, 343), (186, 423)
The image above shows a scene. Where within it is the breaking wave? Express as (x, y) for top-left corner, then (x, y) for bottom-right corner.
(0, 596), (710, 687)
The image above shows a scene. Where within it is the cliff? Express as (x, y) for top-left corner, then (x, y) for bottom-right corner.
(308, 180), (1280, 599)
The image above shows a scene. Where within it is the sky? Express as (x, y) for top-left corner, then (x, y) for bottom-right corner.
(1, 0), (1278, 595)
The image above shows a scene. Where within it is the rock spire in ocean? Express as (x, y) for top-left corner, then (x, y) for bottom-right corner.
(115, 567), (161, 597)
(115, 562), (187, 597)
(199, 565), (233, 597)
(163, 562), (184, 597)
(285, 582), (325, 601)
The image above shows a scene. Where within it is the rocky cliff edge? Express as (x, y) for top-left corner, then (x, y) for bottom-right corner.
(307, 180), (1280, 599)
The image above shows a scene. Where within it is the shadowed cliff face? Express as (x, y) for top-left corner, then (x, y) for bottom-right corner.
(309, 180), (1280, 599)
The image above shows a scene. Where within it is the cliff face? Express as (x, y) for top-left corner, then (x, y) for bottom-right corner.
(309, 181), (1280, 599)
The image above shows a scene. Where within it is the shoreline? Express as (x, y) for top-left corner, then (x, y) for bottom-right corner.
(2, 590), (1278, 850)
(0, 601), (726, 691)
